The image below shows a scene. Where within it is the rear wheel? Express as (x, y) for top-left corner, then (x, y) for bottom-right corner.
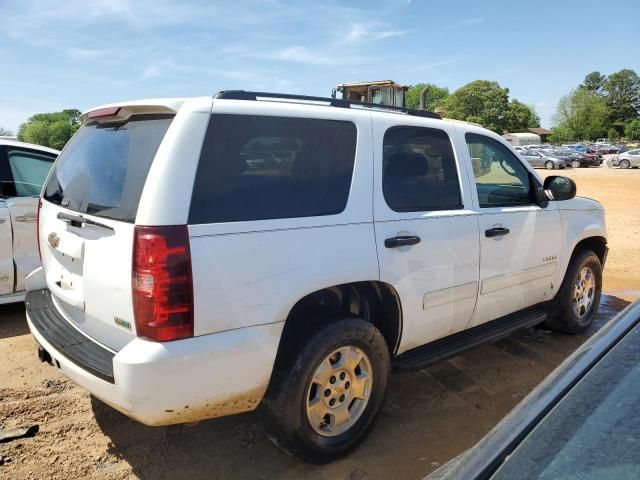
(570, 160), (581, 168)
(260, 316), (390, 463)
(620, 159), (631, 169)
(544, 250), (602, 334)
(545, 160), (555, 170)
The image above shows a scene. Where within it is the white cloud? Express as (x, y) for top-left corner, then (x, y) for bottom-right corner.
(452, 17), (485, 28)
(66, 47), (122, 60)
(141, 60), (197, 79)
(269, 46), (369, 66)
(11, 0), (201, 29)
(345, 22), (412, 42)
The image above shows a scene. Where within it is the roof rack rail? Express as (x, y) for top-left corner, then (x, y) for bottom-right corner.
(214, 90), (442, 119)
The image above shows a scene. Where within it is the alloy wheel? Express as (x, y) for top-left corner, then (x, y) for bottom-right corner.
(305, 346), (373, 437)
(572, 267), (595, 319)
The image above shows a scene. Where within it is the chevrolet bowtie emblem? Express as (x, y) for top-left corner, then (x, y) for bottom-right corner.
(48, 232), (60, 249)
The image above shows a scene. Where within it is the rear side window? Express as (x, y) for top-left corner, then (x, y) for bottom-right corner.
(382, 126), (462, 212)
(44, 115), (173, 222)
(188, 114), (357, 224)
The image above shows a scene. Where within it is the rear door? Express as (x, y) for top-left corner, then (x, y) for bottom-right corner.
(4, 147), (57, 291)
(39, 113), (175, 350)
(463, 132), (562, 327)
(373, 119), (480, 353)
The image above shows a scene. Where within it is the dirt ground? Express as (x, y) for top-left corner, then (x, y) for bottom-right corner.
(1, 166), (639, 480)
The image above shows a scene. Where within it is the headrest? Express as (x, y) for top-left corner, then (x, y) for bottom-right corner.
(385, 152), (428, 180)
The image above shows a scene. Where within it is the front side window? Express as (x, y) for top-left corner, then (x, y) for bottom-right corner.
(6, 149), (56, 197)
(189, 114), (357, 224)
(466, 133), (532, 208)
(382, 126), (462, 212)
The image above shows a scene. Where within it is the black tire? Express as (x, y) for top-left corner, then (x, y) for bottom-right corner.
(620, 159), (631, 169)
(570, 160), (581, 168)
(545, 160), (555, 170)
(259, 316), (390, 463)
(544, 249), (602, 334)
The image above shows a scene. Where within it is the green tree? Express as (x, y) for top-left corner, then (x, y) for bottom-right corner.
(580, 71), (606, 95)
(603, 69), (640, 134)
(548, 124), (576, 143)
(553, 89), (609, 140)
(624, 119), (640, 141)
(405, 83), (449, 111)
(443, 80), (511, 133)
(506, 99), (539, 132)
(0, 127), (14, 136)
(17, 109), (82, 150)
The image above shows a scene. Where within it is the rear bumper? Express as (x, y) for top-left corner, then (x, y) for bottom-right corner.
(27, 289), (284, 426)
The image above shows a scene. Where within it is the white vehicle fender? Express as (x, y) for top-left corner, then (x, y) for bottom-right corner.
(555, 203), (607, 286)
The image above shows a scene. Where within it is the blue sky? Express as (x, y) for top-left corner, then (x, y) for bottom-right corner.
(1, 0), (638, 132)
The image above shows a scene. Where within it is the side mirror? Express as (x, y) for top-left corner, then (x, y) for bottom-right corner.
(544, 176), (576, 201)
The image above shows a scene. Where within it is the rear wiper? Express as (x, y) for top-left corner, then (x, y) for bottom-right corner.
(56, 212), (114, 231)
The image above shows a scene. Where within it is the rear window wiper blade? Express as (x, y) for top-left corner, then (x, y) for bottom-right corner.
(56, 212), (114, 231)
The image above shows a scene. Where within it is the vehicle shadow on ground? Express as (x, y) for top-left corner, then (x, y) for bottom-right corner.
(0, 302), (30, 340)
(92, 294), (631, 480)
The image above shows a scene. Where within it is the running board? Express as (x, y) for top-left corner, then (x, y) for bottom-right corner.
(393, 303), (549, 371)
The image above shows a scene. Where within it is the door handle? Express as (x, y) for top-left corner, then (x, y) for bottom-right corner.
(485, 227), (510, 238)
(385, 235), (421, 248)
(14, 215), (36, 223)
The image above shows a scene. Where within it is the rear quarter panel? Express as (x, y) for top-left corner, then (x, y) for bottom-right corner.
(188, 101), (378, 336)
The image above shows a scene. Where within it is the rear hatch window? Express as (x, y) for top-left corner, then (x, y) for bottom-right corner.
(44, 115), (173, 223)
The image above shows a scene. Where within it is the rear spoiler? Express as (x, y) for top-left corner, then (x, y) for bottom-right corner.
(80, 100), (184, 124)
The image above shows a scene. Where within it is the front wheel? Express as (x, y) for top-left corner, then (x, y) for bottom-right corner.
(544, 249), (602, 334)
(620, 159), (631, 169)
(260, 316), (390, 463)
(570, 160), (581, 168)
(545, 160), (555, 170)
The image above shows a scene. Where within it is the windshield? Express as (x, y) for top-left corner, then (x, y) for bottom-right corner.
(43, 115), (173, 222)
(492, 323), (640, 480)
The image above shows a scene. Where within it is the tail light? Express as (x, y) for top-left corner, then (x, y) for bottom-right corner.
(36, 199), (42, 260)
(132, 225), (193, 341)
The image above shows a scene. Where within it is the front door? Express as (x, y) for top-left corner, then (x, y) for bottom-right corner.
(464, 133), (562, 327)
(373, 121), (480, 353)
(0, 200), (13, 295)
(3, 147), (56, 291)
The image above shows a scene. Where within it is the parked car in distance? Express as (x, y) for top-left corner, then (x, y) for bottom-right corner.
(27, 91), (607, 463)
(427, 299), (640, 480)
(607, 149), (640, 169)
(519, 149), (567, 169)
(560, 151), (600, 168)
(593, 144), (621, 155)
(0, 139), (58, 303)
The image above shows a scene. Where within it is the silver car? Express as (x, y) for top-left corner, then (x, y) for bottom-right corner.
(0, 139), (58, 303)
(519, 149), (567, 169)
(607, 149), (640, 169)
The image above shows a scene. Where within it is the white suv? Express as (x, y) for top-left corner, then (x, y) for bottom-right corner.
(27, 92), (607, 463)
